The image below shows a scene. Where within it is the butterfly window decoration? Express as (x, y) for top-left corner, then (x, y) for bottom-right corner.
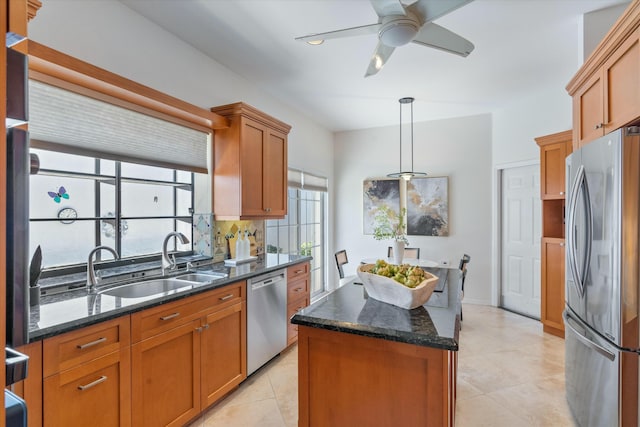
(48, 186), (70, 203)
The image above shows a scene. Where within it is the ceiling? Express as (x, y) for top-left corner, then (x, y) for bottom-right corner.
(120, 0), (628, 132)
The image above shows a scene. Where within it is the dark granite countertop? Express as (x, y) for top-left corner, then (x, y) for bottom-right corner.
(28, 254), (311, 342)
(291, 268), (462, 351)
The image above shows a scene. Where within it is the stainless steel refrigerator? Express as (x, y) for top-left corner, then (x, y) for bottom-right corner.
(564, 126), (640, 427)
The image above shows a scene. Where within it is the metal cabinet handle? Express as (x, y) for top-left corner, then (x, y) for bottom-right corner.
(595, 123), (603, 129)
(294, 287), (303, 292)
(203, 324), (210, 330)
(160, 312), (180, 321)
(559, 191), (565, 195)
(264, 207), (272, 212)
(195, 326), (203, 332)
(76, 337), (107, 350)
(78, 376), (107, 391)
(219, 294), (234, 301)
(295, 270), (304, 274)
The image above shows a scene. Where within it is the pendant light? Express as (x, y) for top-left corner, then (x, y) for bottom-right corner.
(387, 97), (427, 181)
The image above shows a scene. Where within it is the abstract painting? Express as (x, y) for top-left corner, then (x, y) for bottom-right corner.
(363, 179), (400, 234)
(406, 177), (449, 236)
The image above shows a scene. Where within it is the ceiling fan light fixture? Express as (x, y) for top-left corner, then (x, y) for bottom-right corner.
(387, 97), (427, 181)
(379, 16), (420, 47)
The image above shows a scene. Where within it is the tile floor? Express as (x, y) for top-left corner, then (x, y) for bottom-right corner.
(188, 304), (576, 426)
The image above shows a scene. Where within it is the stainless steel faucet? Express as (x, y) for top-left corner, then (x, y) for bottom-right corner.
(87, 246), (119, 293)
(162, 232), (190, 275)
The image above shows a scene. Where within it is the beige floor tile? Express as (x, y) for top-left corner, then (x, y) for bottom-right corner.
(203, 398), (286, 427)
(455, 395), (528, 426)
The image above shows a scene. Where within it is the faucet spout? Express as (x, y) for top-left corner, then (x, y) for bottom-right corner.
(87, 246), (119, 293)
(162, 232), (190, 275)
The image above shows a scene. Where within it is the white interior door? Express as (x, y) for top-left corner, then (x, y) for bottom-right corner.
(500, 164), (541, 318)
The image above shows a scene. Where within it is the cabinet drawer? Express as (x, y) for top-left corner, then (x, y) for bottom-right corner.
(287, 277), (309, 301)
(132, 281), (245, 342)
(287, 296), (309, 345)
(287, 262), (309, 281)
(43, 316), (130, 377)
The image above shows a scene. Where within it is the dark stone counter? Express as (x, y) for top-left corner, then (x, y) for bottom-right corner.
(28, 254), (311, 342)
(291, 268), (462, 351)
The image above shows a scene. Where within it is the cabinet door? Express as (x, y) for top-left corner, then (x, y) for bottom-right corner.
(287, 296), (309, 346)
(43, 349), (131, 427)
(131, 320), (201, 427)
(263, 128), (287, 217)
(573, 71), (604, 149)
(201, 301), (246, 408)
(540, 141), (568, 199)
(11, 341), (43, 427)
(541, 238), (565, 337)
(604, 27), (640, 134)
(240, 117), (267, 216)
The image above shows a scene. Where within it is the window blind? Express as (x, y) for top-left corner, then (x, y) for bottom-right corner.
(288, 168), (327, 192)
(28, 80), (209, 173)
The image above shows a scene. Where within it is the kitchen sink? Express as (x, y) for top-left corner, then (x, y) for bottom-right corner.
(174, 272), (227, 283)
(100, 278), (195, 299)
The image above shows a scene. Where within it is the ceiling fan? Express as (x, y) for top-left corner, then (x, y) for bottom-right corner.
(295, 0), (475, 77)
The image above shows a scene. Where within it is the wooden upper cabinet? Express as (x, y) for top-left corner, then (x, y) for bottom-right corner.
(535, 130), (572, 200)
(568, 2), (640, 149)
(211, 102), (291, 220)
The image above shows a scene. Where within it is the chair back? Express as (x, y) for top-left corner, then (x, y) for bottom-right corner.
(387, 246), (421, 259)
(459, 254), (471, 289)
(335, 250), (349, 279)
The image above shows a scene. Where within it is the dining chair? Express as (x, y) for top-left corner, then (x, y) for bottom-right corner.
(387, 246), (421, 259)
(335, 250), (356, 286)
(459, 254), (471, 322)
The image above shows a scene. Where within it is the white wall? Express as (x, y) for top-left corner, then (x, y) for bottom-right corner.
(334, 114), (492, 304)
(28, 0), (336, 266)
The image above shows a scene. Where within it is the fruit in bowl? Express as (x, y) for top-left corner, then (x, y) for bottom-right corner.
(357, 260), (438, 309)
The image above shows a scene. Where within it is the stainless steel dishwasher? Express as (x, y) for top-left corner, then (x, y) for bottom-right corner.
(247, 269), (287, 375)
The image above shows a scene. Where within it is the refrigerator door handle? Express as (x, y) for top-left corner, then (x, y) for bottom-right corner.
(567, 165), (584, 296)
(564, 310), (615, 361)
(580, 170), (593, 290)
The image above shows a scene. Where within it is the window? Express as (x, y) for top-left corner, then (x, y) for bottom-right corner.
(30, 148), (193, 270)
(266, 185), (328, 298)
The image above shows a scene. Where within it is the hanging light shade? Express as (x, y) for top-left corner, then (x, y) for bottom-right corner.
(387, 97), (427, 181)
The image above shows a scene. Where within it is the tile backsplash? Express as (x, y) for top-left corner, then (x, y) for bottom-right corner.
(193, 214), (264, 262)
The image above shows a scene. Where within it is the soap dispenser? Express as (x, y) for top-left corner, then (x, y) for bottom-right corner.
(235, 231), (243, 260)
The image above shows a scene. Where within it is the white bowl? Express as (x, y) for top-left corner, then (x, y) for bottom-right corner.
(357, 263), (439, 309)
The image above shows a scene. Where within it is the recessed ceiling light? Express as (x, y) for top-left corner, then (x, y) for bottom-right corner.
(306, 39), (324, 45)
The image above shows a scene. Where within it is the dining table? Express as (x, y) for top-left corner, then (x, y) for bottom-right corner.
(360, 257), (439, 268)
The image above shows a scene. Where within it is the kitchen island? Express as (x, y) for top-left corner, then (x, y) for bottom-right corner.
(291, 268), (462, 427)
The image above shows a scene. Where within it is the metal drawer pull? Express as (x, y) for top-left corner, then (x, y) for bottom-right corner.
(294, 287), (303, 292)
(76, 337), (107, 350)
(219, 294), (234, 301)
(295, 270), (304, 274)
(160, 312), (180, 321)
(78, 376), (107, 391)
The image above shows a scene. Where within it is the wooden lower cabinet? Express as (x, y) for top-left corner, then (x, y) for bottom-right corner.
(131, 319), (201, 427)
(44, 348), (131, 427)
(287, 262), (311, 346)
(131, 281), (247, 425)
(298, 325), (455, 427)
(10, 341), (43, 427)
(541, 238), (566, 337)
(201, 301), (246, 407)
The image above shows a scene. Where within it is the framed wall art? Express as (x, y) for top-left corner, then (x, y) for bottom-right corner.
(406, 177), (449, 236)
(362, 179), (400, 234)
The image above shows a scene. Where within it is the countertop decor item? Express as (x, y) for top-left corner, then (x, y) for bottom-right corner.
(357, 263), (438, 309)
(372, 205), (409, 264)
(387, 97), (427, 181)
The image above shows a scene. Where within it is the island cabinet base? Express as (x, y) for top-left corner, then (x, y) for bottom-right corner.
(297, 325), (456, 427)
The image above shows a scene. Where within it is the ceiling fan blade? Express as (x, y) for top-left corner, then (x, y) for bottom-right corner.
(370, 0), (406, 18)
(295, 23), (380, 43)
(412, 23), (474, 57)
(408, 0), (474, 24)
(365, 42), (395, 77)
